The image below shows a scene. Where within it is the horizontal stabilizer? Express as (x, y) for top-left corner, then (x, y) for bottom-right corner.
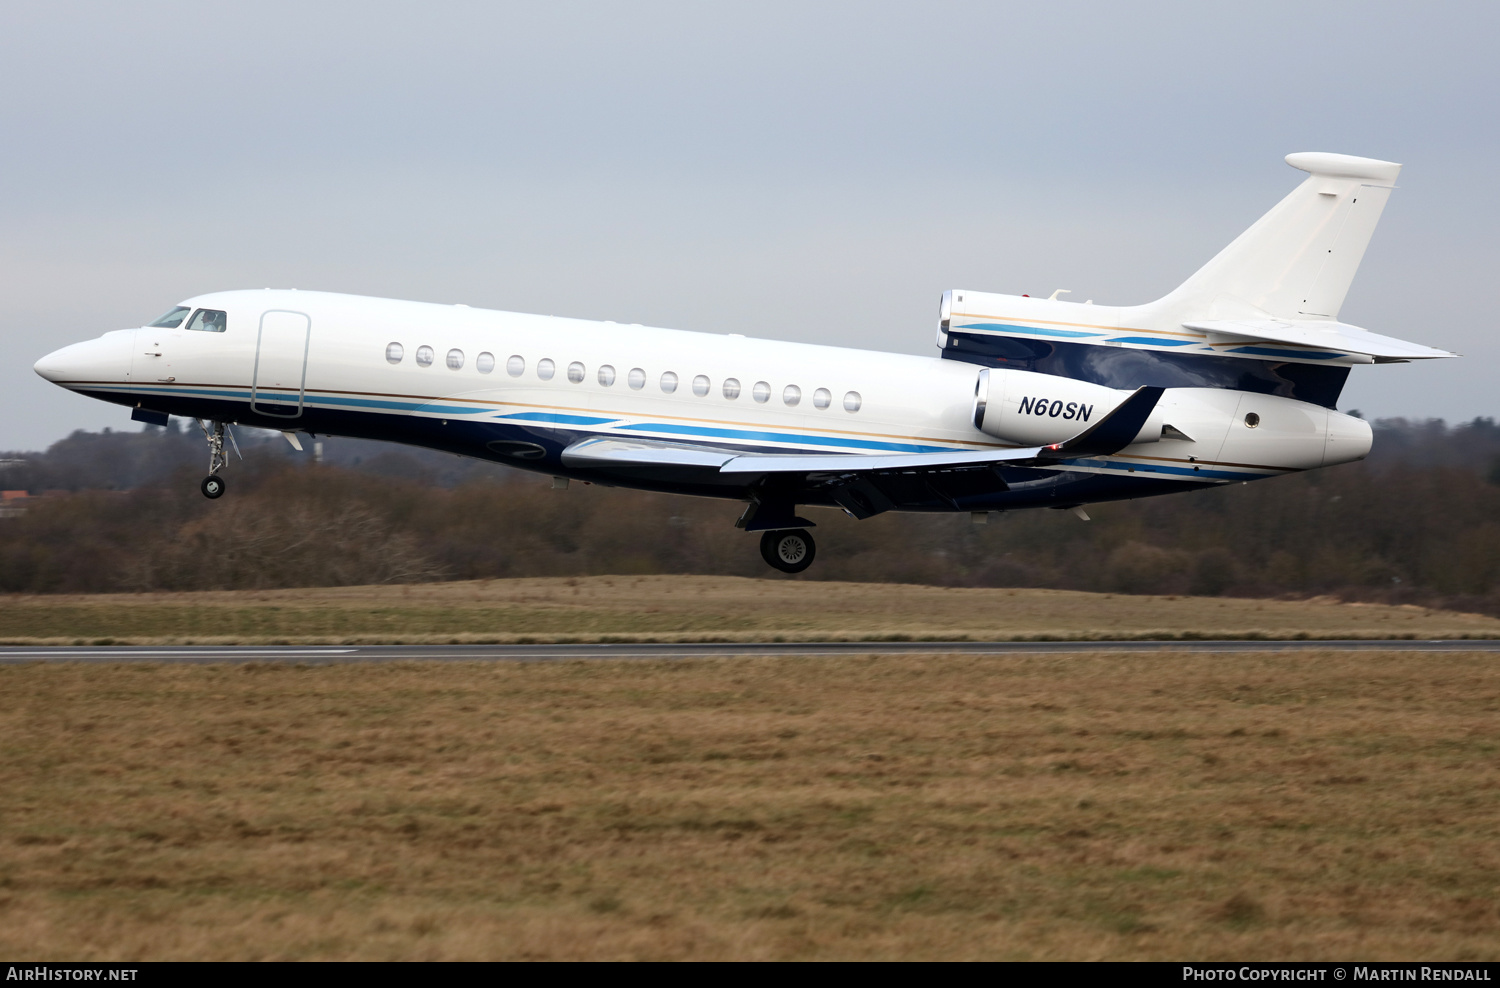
(1185, 319), (1455, 361)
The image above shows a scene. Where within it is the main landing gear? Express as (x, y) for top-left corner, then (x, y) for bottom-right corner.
(739, 498), (818, 574)
(195, 419), (239, 499)
(760, 529), (816, 574)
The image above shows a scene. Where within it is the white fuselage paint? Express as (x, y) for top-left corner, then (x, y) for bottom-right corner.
(35, 289), (1372, 487)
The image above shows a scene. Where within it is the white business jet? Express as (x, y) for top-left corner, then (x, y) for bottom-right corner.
(34, 152), (1452, 573)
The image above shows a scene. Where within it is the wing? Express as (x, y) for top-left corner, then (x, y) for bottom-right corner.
(561, 437), (1047, 474)
(562, 386), (1163, 475)
(560, 433), (1044, 524)
(559, 386), (1165, 522)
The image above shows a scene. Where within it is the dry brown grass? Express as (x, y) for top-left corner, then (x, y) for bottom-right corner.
(2, 650), (1498, 960)
(3, 575), (1499, 644)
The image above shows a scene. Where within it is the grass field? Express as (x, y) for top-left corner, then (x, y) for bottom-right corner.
(2, 648), (1498, 960)
(4, 575), (1500, 644)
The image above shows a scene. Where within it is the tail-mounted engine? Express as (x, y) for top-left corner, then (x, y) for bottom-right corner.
(969, 367), (1372, 470)
(972, 367), (1161, 447)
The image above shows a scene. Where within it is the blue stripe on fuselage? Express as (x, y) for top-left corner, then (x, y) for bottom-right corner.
(83, 383), (477, 416)
(496, 411), (620, 426)
(954, 322), (1102, 339)
(614, 421), (954, 454)
(1227, 346), (1344, 361)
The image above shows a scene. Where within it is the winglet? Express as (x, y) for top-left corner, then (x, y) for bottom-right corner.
(1040, 386), (1164, 459)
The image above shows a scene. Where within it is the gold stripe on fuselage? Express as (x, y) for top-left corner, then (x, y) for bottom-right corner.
(948, 311), (1206, 341)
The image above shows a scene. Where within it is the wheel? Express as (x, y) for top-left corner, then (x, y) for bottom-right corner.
(200, 475), (226, 499)
(759, 528), (816, 574)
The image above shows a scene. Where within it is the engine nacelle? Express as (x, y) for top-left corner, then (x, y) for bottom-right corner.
(971, 369), (1372, 470)
(972, 367), (1156, 446)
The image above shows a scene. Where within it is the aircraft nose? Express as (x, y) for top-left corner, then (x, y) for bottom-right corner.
(32, 345), (75, 383)
(33, 330), (136, 386)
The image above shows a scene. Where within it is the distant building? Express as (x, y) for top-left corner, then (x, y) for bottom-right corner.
(0, 490), (29, 519)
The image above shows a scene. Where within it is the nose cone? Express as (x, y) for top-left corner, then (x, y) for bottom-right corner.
(33, 345), (76, 383)
(34, 330), (136, 387)
(1323, 411), (1373, 466)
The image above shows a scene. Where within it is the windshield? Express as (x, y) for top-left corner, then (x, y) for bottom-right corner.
(185, 309), (227, 333)
(147, 306), (191, 328)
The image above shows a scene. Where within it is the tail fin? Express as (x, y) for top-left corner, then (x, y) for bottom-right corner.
(1145, 152), (1401, 323)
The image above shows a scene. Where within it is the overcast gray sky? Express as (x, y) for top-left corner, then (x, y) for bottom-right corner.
(3, 0), (1495, 451)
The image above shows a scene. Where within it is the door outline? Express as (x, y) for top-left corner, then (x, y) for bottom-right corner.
(251, 310), (311, 418)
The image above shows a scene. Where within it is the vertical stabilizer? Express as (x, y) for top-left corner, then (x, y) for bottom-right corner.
(1141, 152), (1401, 325)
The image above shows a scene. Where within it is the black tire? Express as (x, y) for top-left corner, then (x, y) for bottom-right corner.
(201, 475), (226, 499)
(759, 528), (816, 574)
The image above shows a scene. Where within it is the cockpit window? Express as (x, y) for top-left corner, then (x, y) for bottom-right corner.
(184, 309), (228, 333)
(148, 306), (191, 328)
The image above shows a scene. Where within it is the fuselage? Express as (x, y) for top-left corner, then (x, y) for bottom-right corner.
(33, 288), (1372, 513)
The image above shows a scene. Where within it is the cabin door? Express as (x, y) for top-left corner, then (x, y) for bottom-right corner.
(251, 310), (311, 418)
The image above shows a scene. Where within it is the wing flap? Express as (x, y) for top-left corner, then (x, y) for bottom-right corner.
(561, 437), (739, 469)
(717, 445), (1043, 475)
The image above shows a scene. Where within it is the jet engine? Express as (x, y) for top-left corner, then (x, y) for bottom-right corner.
(970, 367), (1371, 469)
(971, 367), (1157, 447)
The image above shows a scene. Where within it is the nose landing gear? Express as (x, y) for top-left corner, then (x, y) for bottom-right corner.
(760, 528), (816, 574)
(195, 419), (239, 499)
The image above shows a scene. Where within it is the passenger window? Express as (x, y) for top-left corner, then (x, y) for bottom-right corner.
(722, 378), (741, 400)
(447, 348), (465, 370)
(507, 355), (525, 377)
(538, 358), (556, 380)
(692, 375), (710, 397)
(416, 346), (434, 367)
(386, 342), (404, 364)
(148, 306), (191, 328)
(752, 381), (771, 403)
(813, 388), (831, 409)
(628, 368), (646, 390)
(598, 365), (616, 386)
(783, 385), (801, 406)
(660, 371), (679, 393)
(567, 361), (585, 383)
(476, 352), (495, 373)
(185, 309), (227, 333)
(843, 391), (861, 413)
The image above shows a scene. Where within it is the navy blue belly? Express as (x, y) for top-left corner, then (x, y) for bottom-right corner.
(84, 385), (1218, 513)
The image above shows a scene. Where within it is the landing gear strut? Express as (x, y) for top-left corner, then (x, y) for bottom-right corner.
(760, 529), (816, 574)
(195, 419), (238, 499)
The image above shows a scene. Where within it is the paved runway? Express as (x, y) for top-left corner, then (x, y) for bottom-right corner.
(3, 640), (1500, 663)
